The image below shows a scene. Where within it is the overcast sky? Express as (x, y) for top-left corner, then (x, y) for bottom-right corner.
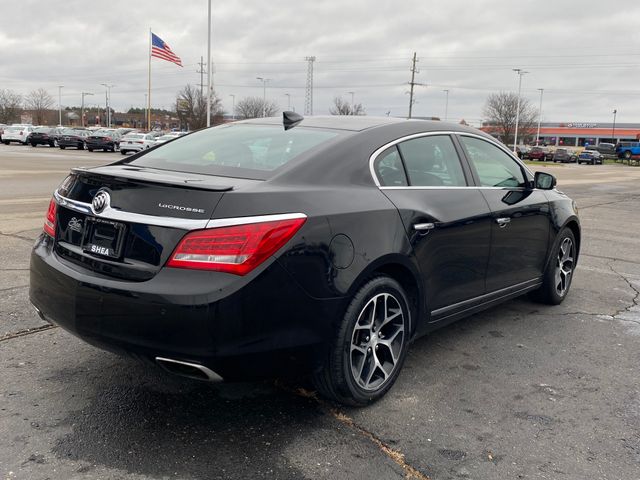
(2, 0), (640, 125)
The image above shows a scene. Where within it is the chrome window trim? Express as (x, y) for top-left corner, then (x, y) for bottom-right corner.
(369, 130), (534, 189)
(53, 189), (306, 231)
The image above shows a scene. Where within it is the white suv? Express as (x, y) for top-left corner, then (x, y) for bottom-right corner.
(119, 133), (157, 155)
(3, 125), (34, 145)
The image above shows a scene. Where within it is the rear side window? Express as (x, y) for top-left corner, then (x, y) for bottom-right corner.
(128, 124), (340, 179)
(459, 136), (526, 188)
(397, 135), (467, 187)
(374, 146), (408, 186)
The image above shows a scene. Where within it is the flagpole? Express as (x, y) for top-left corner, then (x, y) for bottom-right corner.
(147, 28), (152, 131)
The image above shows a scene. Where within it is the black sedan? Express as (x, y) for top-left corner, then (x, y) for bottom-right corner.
(58, 129), (89, 150)
(30, 115), (580, 406)
(29, 127), (58, 147)
(85, 129), (120, 152)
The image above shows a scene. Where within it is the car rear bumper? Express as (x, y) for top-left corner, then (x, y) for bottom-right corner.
(30, 234), (346, 378)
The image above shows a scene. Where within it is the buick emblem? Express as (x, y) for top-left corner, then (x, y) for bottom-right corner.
(91, 190), (111, 214)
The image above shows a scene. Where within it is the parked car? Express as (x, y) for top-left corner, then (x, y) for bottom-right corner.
(58, 129), (90, 150)
(578, 148), (603, 165)
(587, 142), (616, 158)
(154, 133), (182, 145)
(119, 133), (157, 155)
(30, 115), (580, 406)
(29, 127), (58, 147)
(527, 146), (550, 161)
(85, 129), (121, 152)
(2, 124), (34, 145)
(616, 141), (640, 161)
(551, 148), (577, 163)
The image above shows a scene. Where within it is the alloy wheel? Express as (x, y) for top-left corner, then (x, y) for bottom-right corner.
(350, 293), (405, 391)
(555, 237), (574, 296)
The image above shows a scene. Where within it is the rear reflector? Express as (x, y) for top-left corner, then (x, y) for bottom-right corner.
(43, 198), (57, 238)
(167, 216), (306, 275)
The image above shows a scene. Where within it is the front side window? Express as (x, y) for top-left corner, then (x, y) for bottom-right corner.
(397, 135), (466, 187)
(458, 136), (526, 188)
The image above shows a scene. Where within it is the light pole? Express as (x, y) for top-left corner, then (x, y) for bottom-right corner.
(229, 94), (235, 120)
(535, 88), (544, 146)
(206, 0), (212, 127)
(57, 85), (64, 126)
(612, 109), (617, 144)
(256, 77), (270, 117)
(100, 83), (114, 127)
(443, 89), (449, 122)
(284, 93), (291, 111)
(347, 91), (355, 114)
(512, 68), (529, 153)
(81, 92), (93, 127)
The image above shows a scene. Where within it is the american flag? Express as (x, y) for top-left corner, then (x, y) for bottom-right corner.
(151, 33), (183, 67)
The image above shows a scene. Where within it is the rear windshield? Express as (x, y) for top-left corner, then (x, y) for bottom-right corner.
(123, 134), (145, 140)
(6, 126), (24, 132)
(34, 127), (51, 133)
(126, 124), (341, 179)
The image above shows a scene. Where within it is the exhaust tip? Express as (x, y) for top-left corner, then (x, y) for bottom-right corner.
(155, 357), (223, 382)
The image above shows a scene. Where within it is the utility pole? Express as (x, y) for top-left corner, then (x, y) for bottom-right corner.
(304, 56), (316, 115)
(612, 109), (617, 143)
(512, 69), (528, 153)
(81, 92), (93, 127)
(408, 52), (419, 119)
(256, 77), (270, 117)
(536, 88), (544, 146)
(206, 0), (212, 127)
(57, 85), (64, 126)
(229, 94), (235, 120)
(443, 89), (449, 121)
(197, 56), (207, 96)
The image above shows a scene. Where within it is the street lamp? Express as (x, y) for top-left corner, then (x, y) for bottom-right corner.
(347, 91), (355, 114)
(81, 92), (93, 127)
(535, 88), (544, 146)
(229, 94), (236, 120)
(284, 93), (291, 111)
(100, 83), (115, 127)
(443, 89), (449, 122)
(57, 85), (64, 126)
(256, 77), (270, 117)
(612, 109), (617, 144)
(512, 68), (529, 153)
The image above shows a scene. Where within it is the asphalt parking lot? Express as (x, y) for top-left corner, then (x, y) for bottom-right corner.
(1, 144), (639, 480)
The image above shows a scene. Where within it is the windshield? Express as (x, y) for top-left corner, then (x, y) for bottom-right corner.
(127, 124), (341, 179)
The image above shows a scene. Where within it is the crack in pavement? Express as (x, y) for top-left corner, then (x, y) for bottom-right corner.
(582, 253), (640, 267)
(0, 230), (35, 244)
(0, 284), (28, 293)
(281, 385), (431, 479)
(607, 262), (640, 320)
(0, 324), (57, 342)
(578, 196), (640, 210)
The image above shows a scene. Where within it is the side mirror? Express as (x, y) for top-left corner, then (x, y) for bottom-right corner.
(534, 171), (556, 190)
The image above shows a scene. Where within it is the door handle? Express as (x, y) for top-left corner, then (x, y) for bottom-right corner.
(414, 222), (435, 232)
(496, 217), (511, 228)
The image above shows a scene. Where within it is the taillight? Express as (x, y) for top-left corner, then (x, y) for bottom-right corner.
(43, 198), (57, 238)
(167, 216), (306, 275)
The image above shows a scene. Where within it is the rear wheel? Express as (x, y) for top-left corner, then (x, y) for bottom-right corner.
(624, 150), (632, 160)
(313, 276), (411, 406)
(87, 148), (93, 152)
(77, 143), (84, 150)
(59, 146), (66, 150)
(30, 142), (36, 147)
(531, 228), (576, 305)
(120, 150), (127, 155)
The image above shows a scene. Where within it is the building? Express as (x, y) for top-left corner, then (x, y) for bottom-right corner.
(483, 121), (640, 147)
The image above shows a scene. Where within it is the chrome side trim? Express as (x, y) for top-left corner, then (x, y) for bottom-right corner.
(155, 357), (223, 382)
(369, 130), (534, 188)
(54, 190), (307, 231)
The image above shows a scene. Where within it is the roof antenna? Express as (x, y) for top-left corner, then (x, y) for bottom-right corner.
(283, 111), (304, 130)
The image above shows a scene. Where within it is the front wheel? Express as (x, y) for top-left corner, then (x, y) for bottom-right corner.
(531, 228), (576, 305)
(313, 276), (411, 406)
(59, 146), (66, 150)
(624, 150), (632, 160)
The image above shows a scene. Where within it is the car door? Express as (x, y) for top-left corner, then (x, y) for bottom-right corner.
(373, 133), (493, 312)
(456, 134), (551, 292)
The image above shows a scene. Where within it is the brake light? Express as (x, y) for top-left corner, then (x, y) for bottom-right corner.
(43, 198), (57, 238)
(167, 217), (306, 275)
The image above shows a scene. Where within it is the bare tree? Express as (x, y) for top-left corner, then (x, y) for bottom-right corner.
(235, 97), (279, 119)
(0, 89), (23, 124)
(483, 92), (537, 146)
(329, 96), (365, 116)
(176, 84), (223, 130)
(25, 88), (54, 125)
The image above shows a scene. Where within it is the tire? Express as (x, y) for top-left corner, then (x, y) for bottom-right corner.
(313, 275), (411, 406)
(87, 148), (93, 152)
(531, 228), (576, 305)
(623, 150), (632, 160)
(30, 142), (36, 147)
(120, 150), (127, 155)
(49, 141), (55, 147)
(59, 146), (66, 150)
(77, 143), (84, 150)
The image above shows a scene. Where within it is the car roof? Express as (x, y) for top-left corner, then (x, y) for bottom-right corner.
(236, 115), (442, 132)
